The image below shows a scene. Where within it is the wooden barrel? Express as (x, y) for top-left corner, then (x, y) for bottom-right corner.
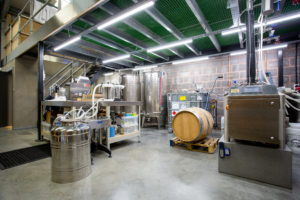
(172, 107), (213, 142)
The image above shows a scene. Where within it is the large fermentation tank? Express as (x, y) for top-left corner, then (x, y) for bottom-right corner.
(144, 71), (165, 115)
(122, 74), (141, 113)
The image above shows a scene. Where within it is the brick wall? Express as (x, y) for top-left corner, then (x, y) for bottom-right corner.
(152, 44), (300, 127)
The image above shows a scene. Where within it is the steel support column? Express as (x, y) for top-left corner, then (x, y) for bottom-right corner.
(246, 0), (256, 84)
(37, 42), (44, 141)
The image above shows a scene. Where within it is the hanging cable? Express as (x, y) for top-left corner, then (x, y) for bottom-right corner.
(258, 13), (270, 84)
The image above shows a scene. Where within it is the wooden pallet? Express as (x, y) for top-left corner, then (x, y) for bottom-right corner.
(170, 137), (219, 153)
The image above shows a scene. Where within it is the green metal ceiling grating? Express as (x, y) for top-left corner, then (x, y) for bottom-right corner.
(56, 0), (300, 65)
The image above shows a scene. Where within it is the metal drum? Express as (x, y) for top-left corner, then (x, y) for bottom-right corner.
(50, 121), (91, 183)
(144, 71), (165, 115)
(122, 74), (140, 113)
(172, 107), (213, 142)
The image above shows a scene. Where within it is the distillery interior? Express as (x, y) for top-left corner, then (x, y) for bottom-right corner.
(0, 0), (300, 199)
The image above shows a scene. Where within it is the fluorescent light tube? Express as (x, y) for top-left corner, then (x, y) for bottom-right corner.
(103, 55), (130, 64)
(103, 72), (114, 76)
(230, 44), (288, 56)
(230, 50), (246, 56)
(54, 36), (81, 51)
(147, 39), (193, 53)
(222, 26), (246, 36)
(132, 65), (157, 71)
(172, 56), (209, 65)
(98, 1), (155, 30)
(222, 12), (300, 35)
(260, 44), (288, 51)
(266, 13), (300, 26)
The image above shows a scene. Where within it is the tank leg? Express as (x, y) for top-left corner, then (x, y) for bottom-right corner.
(142, 115), (145, 128)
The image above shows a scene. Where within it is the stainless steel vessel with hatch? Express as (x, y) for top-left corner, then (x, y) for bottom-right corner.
(50, 120), (91, 183)
(224, 85), (282, 145)
(144, 71), (165, 115)
(122, 74), (141, 113)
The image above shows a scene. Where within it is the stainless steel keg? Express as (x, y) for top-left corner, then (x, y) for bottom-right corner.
(51, 121), (91, 183)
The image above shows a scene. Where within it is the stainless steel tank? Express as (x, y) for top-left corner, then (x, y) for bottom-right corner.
(104, 85), (115, 99)
(50, 121), (91, 183)
(144, 71), (165, 115)
(114, 85), (124, 113)
(122, 74), (141, 113)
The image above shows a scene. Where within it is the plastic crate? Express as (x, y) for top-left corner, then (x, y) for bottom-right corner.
(119, 125), (138, 134)
(41, 121), (51, 135)
(116, 115), (138, 127)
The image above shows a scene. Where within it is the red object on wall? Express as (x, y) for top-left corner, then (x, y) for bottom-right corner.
(293, 0), (300, 5)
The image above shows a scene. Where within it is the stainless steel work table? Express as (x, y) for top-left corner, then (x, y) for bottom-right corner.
(41, 100), (142, 151)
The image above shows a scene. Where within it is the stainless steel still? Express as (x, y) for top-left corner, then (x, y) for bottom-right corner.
(104, 86), (115, 99)
(50, 121), (91, 183)
(114, 85), (123, 113)
(144, 71), (165, 115)
(122, 74), (141, 113)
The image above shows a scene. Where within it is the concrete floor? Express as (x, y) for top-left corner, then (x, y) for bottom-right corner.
(0, 127), (299, 200)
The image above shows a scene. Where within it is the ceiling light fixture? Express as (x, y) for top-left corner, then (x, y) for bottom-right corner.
(266, 12), (300, 26)
(54, 36), (81, 51)
(222, 12), (300, 36)
(230, 44), (288, 56)
(132, 65), (158, 71)
(147, 39), (193, 53)
(98, 0), (155, 30)
(172, 56), (209, 65)
(222, 26), (246, 36)
(102, 55), (130, 64)
(230, 50), (247, 56)
(259, 43), (288, 51)
(103, 72), (114, 76)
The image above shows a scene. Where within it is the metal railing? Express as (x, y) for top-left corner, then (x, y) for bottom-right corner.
(44, 61), (73, 86)
(48, 63), (87, 95)
(4, 0), (61, 54)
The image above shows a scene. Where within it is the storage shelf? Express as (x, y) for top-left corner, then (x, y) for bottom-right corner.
(108, 131), (141, 144)
(42, 100), (142, 107)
